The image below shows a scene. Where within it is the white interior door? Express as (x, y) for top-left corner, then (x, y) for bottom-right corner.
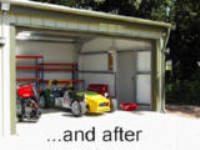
(117, 51), (135, 104)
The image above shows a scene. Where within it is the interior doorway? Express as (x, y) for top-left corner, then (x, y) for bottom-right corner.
(117, 51), (136, 105)
(117, 50), (152, 110)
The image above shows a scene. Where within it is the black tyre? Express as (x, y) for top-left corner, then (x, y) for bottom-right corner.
(39, 95), (46, 108)
(110, 99), (118, 112)
(71, 101), (86, 117)
(30, 110), (37, 118)
(17, 115), (23, 122)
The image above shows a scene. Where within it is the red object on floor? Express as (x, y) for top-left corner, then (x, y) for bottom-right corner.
(87, 84), (109, 96)
(120, 103), (139, 111)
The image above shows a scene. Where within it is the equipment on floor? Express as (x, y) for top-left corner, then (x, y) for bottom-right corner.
(120, 103), (139, 111)
(17, 84), (41, 121)
(39, 80), (117, 117)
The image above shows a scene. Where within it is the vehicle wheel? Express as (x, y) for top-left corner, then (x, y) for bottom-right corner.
(17, 115), (23, 122)
(71, 101), (86, 117)
(30, 110), (36, 118)
(32, 109), (41, 119)
(110, 99), (118, 112)
(39, 95), (46, 108)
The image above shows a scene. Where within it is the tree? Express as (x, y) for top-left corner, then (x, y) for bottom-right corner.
(32, 0), (170, 21)
(168, 0), (200, 80)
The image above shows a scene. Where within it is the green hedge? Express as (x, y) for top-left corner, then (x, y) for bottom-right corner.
(166, 80), (200, 105)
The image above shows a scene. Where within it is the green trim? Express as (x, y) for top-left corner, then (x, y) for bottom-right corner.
(5, 0), (172, 29)
(151, 40), (161, 111)
(7, 12), (163, 40)
(151, 41), (157, 111)
(10, 26), (16, 135)
(161, 28), (171, 112)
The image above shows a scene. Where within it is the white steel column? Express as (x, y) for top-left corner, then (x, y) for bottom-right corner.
(2, 24), (12, 137)
(0, 39), (3, 138)
(0, 6), (16, 137)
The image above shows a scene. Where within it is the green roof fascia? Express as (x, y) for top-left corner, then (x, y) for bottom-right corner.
(3, 0), (172, 29)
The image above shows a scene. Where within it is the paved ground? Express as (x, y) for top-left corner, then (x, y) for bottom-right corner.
(5, 108), (198, 150)
(166, 104), (200, 118)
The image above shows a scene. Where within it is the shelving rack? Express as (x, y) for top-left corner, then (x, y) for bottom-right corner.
(41, 63), (84, 89)
(16, 55), (44, 91)
(16, 55), (84, 91)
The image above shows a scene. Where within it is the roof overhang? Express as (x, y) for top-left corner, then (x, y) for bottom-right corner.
(1, 0), (172, 29)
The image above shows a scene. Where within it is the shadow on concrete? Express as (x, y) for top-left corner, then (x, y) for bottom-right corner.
(85, 113), (103, 117)
(41, 107), (71, 114)
(61, 112), (104, 118)
(17, 119), (38, 124)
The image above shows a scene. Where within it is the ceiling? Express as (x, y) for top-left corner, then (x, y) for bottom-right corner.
(16, 29), (96, 43)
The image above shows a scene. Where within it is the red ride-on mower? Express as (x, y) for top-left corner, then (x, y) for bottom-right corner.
(17, 84), (41, 122)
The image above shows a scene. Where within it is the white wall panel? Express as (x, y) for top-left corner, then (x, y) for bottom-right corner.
(82, 38), (152, 52)
(137, 51), (151, 72)
(80, 37), (153, 102)
(16, 40), (77, 82)
(79, 54), (108, 71)
(136, 75), (151, 104)
(82, 37), (112, 52)
(79, 73), (115, 96)
(115, 39), (145, 50)
(16, 40), (76, 63)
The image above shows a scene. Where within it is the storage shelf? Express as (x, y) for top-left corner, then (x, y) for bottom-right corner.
(43, 68), (76, 71)
(17, 78), (43, 82)
(43, 79), (84, 84)
(16, 66), (43, 70)
(16, 55), (44, 91)
(41, 63), (77, 66)
(16, 55), (43, 59)
(17, 78), (84, 84)
(16, 55), (83, 91)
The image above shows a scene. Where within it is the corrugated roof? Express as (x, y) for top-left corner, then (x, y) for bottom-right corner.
(3, 0), (172, 29)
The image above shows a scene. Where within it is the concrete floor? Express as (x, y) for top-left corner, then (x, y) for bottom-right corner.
(3, 109), (200, 150)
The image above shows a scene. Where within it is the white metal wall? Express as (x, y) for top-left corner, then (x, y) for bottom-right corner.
(136, 51), (152, 104)
(79, 54), (108, 71)
(16, 40), (77, 84)
(16, 37), (152, 102)
(79, 37), (152, 98)
(81, 37), (151, 52)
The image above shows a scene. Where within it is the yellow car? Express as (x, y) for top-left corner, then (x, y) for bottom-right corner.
(65, 91), (117, 116)
(77, 91), (113, 113)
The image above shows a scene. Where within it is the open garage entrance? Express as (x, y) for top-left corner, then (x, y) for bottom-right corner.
(0, 0), (171, 137)
(15, 27), (153, 114)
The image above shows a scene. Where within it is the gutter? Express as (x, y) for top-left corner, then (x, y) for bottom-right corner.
(160, 28), (171, 113)
(4, 0), (172, 29)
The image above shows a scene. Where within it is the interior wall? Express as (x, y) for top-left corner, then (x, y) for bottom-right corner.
(81, 37), (152, 52)
(79, 37), (152, 98)
(16, 40), (77, 86)
(79, 54), (108, 71)
(16, 37), (152, 102)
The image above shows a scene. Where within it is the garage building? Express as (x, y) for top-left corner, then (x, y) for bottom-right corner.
(0, 0), (171, 137)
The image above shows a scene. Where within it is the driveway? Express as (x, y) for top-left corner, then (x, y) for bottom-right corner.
(3, 109), (200, 150)
(166, 104), (200, 118)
